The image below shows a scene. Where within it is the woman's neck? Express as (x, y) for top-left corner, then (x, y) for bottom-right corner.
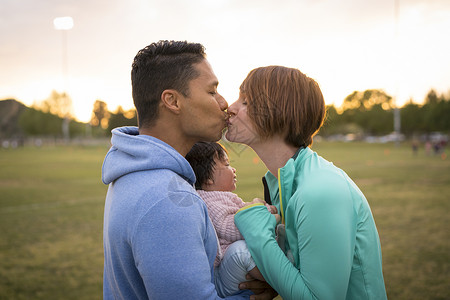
(250, 136), (299, 178)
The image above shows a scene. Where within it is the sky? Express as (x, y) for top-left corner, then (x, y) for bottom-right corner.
(1, 0), (450, 122)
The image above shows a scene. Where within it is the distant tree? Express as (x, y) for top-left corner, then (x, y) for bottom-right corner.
(341, 89), (393, 111)
(18, 106), (86, 138)
(90, 100), (110, 128)
(400, 100), (422, 136)
(434, 99), (450, 131)
(106, 106), (137, 134)
(324, 105), (339, 124)
(399, 90), (450, 135)
(364, 104), (394, 135)
(19, 107), (63, 136)
(320, 105), (346, 136)
(320, 88), (450, 139)
(69, 119), (87, 137)
(37, 90), (73, 118)
(0, 99), (27, 139)
(33, 90), (74, 140)
(337, 89), (394, 136)
(422, 95), (450, 132)
(424, 89), (439, 105)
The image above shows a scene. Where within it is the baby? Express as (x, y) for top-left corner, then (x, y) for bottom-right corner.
(186, 141), (278, 297)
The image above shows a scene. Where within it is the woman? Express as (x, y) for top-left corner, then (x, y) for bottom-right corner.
(226, 66), (387, 300)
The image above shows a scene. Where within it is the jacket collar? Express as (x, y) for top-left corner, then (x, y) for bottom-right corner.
(263, 147), (313, 223)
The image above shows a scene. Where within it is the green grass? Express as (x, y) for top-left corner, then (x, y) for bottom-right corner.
(0, 145), (108, 300)
(1, 141), (449, 299)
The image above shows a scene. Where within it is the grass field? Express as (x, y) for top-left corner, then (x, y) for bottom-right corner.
(0, 141), (449, 299)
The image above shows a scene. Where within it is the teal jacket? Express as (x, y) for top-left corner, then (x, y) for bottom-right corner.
(234, 147), (387, 300)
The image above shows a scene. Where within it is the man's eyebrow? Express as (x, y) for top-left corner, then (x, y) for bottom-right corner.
(210, 80), (219, 87)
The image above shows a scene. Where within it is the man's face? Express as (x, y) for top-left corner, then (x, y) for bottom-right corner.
(179, 59), (228, 143)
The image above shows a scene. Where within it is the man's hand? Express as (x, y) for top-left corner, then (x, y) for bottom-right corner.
(239, 274), (278, 300)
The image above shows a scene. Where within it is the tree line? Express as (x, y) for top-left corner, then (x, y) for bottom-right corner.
(9, 91), (137, 139)
(2, 88), (449, 141)
(320, 89), (450, 139)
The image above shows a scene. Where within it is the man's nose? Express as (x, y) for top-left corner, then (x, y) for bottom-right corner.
(216, 93), (228, 111)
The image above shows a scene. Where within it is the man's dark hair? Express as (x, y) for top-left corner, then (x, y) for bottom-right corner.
(131, 40), (206, 128)
(185, 142), (227, 190)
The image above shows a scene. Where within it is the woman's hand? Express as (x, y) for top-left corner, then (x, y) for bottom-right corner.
(240, 274), (278, 300)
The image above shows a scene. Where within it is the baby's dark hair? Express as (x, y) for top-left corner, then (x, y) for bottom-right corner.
(185, 142), (227, 190)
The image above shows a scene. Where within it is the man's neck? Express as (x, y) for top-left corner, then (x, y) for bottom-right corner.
(139, 126), (193, 157)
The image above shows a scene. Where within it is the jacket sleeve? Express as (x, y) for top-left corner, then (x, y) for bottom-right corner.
(235, 185), (355, 300)
(133, 193), (252, 300)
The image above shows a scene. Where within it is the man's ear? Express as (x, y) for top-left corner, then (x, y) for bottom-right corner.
(161, 90), (181, 114)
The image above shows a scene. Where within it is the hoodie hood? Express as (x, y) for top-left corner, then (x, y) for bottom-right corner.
(102, 126), (195, 185)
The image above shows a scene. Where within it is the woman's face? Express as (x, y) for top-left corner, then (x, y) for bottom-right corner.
(225, 92), (260, 146)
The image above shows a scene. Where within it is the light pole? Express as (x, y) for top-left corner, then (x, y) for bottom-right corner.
(393, 0), (401, 145)
(53, 16), (73, 142)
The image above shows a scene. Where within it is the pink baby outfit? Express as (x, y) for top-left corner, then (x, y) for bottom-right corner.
(196, 190), (270, 267)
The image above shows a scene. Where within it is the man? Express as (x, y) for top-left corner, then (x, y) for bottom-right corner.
(102, 40), (275, 299)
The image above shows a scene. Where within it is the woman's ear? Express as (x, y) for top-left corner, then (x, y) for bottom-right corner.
(161, 90), (181, 114)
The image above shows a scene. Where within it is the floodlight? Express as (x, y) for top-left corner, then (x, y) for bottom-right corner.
(53, 17), (74, 30)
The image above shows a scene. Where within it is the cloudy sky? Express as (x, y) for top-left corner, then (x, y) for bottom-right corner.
(1, 0), (449, 122)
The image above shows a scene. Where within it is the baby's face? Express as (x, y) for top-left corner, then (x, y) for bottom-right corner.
(206, 153), (237, 192)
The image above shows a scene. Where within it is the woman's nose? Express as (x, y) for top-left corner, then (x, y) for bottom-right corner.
(227, 102), (237, 117)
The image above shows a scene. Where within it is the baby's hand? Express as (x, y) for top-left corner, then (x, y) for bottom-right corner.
(265, 204), (280, 223)
(250, 198), (266, 205)
(247, 198), (280, 223)
(273, 213), (281, 224)
(267, 204), (277, 215)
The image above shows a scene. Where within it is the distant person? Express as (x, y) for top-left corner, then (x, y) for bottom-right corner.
(439, 139), (447, 152)
(102, 40), (275, 300)
(433, 142), (440, 155)
(425, 140), (432, 155)
(412, 139), (419, 156)
(186, 141), (279, 297)
(226, 65), (388, 299)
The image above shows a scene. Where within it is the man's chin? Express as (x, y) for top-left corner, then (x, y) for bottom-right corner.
(206, 132), (225, 143)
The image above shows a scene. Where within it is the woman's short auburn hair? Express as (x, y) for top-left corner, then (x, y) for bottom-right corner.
(240, 66), (326, 147)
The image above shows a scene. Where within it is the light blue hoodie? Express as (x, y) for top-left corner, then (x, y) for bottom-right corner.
(102, 127), (251, 299)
